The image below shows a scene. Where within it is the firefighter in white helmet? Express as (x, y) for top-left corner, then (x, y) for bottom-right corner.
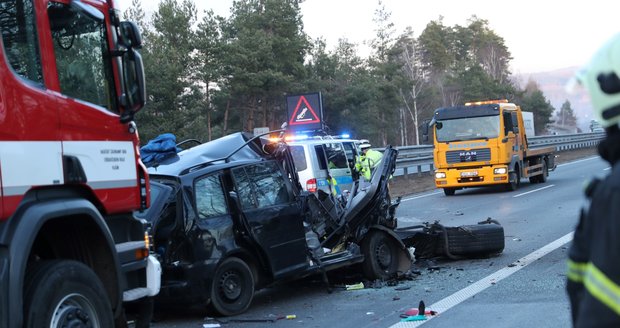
(356, 140), (383, 181)
(566, 33), (620, 327)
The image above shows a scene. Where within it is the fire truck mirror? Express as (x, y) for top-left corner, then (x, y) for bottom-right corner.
(70, 0), (103, 21)
(121, 49), (146, 116)
(119, 21), (143, 49)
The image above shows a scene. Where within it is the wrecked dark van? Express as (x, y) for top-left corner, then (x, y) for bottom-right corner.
(136, 132), (412, 316)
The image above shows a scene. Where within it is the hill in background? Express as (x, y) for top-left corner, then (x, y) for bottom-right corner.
(515, 67), (593, 133)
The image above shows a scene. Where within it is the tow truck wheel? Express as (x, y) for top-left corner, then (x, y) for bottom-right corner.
(209, 257), (255, 316)
(538, 161), (548, 183)
(443, 188), (456, 196)
(361, 231), (399, 280)
(507, 166), (520, 191)
(24, 260), (113, 328)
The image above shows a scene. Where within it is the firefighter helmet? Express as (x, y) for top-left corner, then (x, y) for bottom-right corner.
(575, 33), (620, 128)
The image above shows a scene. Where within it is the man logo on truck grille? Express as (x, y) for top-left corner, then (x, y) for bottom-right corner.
(459, 151), (477, 162)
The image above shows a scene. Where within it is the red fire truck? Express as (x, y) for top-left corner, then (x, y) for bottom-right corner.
(0, 0), (159, 327)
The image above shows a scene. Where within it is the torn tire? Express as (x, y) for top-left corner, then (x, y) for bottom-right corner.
(361, 230), (400, 280)
(435, 223), (505, 258)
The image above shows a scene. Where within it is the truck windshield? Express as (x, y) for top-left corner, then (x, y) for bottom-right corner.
(48, 3), (116, 111)
(436, 115), (500, 142)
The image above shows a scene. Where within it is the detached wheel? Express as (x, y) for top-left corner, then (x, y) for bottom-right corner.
(209, 257), (255, 316)
(443, 188), (456, 196)
(24, 260), (113, 328)
(436, 224), (505, 257)
(361, 231), (400, 280)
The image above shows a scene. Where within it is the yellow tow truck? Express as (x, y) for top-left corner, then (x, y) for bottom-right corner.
(425, 100), (556, 196)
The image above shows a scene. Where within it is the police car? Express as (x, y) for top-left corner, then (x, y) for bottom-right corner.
(284, 133), (362, 196)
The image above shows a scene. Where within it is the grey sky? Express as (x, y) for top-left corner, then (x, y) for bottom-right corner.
(117, 0), (619, 74)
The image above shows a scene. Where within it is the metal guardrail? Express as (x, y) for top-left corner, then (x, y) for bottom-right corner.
(392, 132), (606, 178)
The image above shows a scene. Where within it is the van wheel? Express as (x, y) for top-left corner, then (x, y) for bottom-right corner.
(209, 257), (255, 316)
(361, 231), (399, 280)
(24, 260), (113, 328)
(443, 188), (456, 196)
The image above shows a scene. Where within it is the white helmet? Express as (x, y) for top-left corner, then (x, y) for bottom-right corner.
(359, 140), (371, 149)
(575, 33), (620, 128)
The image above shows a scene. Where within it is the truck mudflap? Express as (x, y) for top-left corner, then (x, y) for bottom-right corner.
(123, 255), (161, 301)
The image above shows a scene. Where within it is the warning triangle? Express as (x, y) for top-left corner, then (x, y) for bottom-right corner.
(289, 96), (320, 125)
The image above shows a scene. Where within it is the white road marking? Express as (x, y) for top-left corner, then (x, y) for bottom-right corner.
(513, 184), (555, 198)
(390, 232), (574, 328)
(557, 156), (599, 167)
(401, 191), (442, 202)
(604, 167), (611, 171)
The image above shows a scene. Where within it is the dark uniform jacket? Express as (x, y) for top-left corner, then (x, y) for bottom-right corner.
(567, 134), (620, 327)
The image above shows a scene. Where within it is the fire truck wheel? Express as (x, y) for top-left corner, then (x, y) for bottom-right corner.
(24, 260), (113, 328)
(209, 257), (255, 316)
(443, 188), (456, 196)
(361, 230), (400, 280)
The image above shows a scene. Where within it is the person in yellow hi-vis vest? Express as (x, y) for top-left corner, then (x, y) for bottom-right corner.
(357, 141), (383, 181)
(566, 33), (620, 327)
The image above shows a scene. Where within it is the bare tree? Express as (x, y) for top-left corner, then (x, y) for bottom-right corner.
(397, 32), (427, 145)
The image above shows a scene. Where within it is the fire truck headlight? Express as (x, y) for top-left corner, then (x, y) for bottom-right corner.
(435, 172), (446, 179)
(494, 167), (507, 174)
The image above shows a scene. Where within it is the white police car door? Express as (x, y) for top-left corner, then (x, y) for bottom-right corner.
(316, 143), (353, 194)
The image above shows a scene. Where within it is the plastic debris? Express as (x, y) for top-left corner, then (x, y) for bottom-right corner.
(401, 315), (427, 322)
(346, 282), (364, 290)
(277, 314), (296, 320)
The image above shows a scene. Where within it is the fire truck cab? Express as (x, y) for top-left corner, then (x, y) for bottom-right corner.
(0, 1), (158, 327)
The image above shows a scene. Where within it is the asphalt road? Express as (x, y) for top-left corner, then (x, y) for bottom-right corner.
(152, 155), (609, 328)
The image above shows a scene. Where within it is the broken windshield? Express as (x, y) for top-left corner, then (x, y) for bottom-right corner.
(435, 115), (500, 142)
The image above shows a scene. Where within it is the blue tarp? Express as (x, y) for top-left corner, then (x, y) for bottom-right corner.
(140, 133), (181, 167)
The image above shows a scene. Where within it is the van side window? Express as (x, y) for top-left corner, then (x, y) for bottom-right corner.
(289, 145), (307, 171)
(325, 143), (348, 169)
(195, 174), (228, 219)
(0, 0), (43, 84)
(232, 162), (289, 209)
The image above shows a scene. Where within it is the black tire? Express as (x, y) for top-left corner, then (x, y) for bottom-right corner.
(361, 230), (400, 280)
(507, 166), (520, 191)
(209, 257), (255, 316)
(436, 224), (505, 257)
(538, 160), (548, 183)
(24, 260), (113, 328)
(529, 160), (548, 184)
(443, 188), (456, 196)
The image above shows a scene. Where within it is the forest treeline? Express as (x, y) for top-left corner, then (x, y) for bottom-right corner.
(124, 0), (577, 146)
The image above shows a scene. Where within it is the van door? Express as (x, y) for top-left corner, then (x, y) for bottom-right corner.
(231, 161), (308, 279)
(318, 143), (353, 194)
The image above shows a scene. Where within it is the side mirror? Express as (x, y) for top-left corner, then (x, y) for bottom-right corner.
(119, 21), (143, 49)
(120, 49), (146, 121)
